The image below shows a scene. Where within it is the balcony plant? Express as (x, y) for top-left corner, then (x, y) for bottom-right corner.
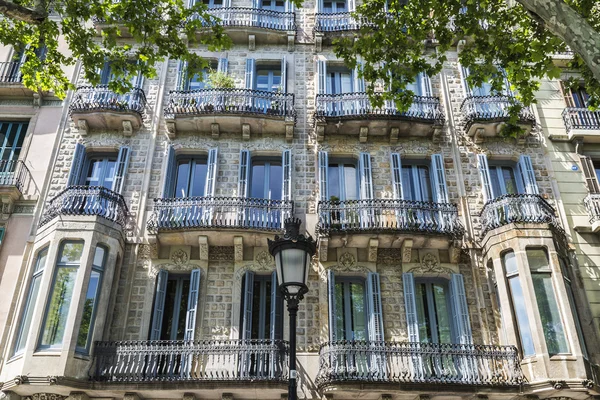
(205, 69), (235, 112)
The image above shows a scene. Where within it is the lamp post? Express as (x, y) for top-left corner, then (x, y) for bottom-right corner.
(268, 217), (316, 400)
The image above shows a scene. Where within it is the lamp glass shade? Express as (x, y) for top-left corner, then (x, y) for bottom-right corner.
(275, 247), (309, 294)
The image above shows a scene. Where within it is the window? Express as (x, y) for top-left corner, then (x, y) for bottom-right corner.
(559, 256), (588, 358)
(177, 59), (225, 91)
(13, 247), (48, 355)
(0, 227), (4, 245)
(390, 154), (449, 204)
(328, 160), (358, 201)
(461, 66), (510, 97)
(76, 245), (106, 353)
(334, 278), (367, 341)
(261, 0), (284, 11)
(414, 280), (453, 344)
(150, 269), (201, 341)
(527, 248), (569, 355)
(255, 66), (282, 92)
(488, 164), (520, 196)
(579, 156), (600, 194)
(84, 155), (117, 189)
(68, 144), (131, 194)
(39, 241), (84, 349)
(174, 156), (208, 198)
(240, 271), (283, 340)
(327, 66), (353, 94)
(245, 59), (287, 93)
(187, 60), (218, 91)
(0, 121), (28, 166)
(322, 0), (347, 12)
(502, 250), (535, 356)
(562, 83), (589, 108)
(477, 154), (538, 202)
(401, 165), (433, 202)
(99, 61), (144, 87)
(250, 158), (283, 200)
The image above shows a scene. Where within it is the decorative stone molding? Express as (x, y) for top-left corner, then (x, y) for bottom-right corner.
(319, 237), (328, 261)
(359, 126), (368, 143)
(316, 124), (325, 142)
(407, 253), (454, 274)
(12, 204), (35, 214)
(380, 396), (392, 400)
(582, 379), (594, 389)
(221, 394), (233, 400)
(166, 121), (176, 139)
(171, 249), (189, 265)
(122, 120), (133, 136)
(255, 250), (274, 269)
(389, 127), (399, 144)
(242, 123), (250, 140)
(338, 252), (356, 269)
(248, 34), (256, 51)
(198, 236), (209, 261)
(286, 121), (294, 141)
(209, 246), (234, 261)
(315, 33), (323, 52)
(377, 248), (402, 267)
(65, 392), (89, 400)
(77, 119), (89, 135)
(124, 393), (142, 400)
(182, 393), (196, 400)
(287, 32), (295, 52)
(234, 236), (243, 262)
(401, 239), (413, 263)
(24, 394), (66, 400)
(368, 239), (378, 262)
(550, 380), (566, 390)
(211, 123), (220, 138)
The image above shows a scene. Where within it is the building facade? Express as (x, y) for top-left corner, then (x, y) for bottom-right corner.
(0, 4), (598, 400)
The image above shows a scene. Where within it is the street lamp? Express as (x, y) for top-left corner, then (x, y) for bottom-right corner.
(268, 217), (316, 400)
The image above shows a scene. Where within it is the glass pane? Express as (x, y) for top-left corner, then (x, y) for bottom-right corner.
(418, 166), (432, 202)
(256, 74), (270, 91)
(508, 276), (535, 356)
(503, 251), (518, 275)
(350, 283), (366, 340)
(334, 282), (346, 340)
(268, 164), (282, 200)
(323, 1), (333, 11)
(527, 248), (550, 271)
(251, 280), (262, 339)
(175, 161), (191, 198)
(191, 162), (207, 197)
(531, 273), (569, 355)
(328, 165), (340, 200)
(402, 167), (414, 200)
(264, 279), (272, 339)
(59, 242), (84, 264)
(14, 274), (42, 354)
(93, 246), (105, 268)
(86, 160), (103, 186)
(251, 164), (266, 198)
(176, 279), (190, 340)
(432, 284), (452, 344)
(501, 167), (518, 195)
(343, 165), (358, 200)
(103, 160), (117, 189)
(77, 270), (102, 350)
(34, 248), (48, 273)
(40, 267), (78, 347)
(340, 72), (352, 93)
(415, 283), (432, 343)
(489, 167), (502, 198)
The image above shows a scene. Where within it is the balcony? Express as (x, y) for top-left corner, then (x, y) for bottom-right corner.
(480, 194), (561, 237)
(584, 194), (600, 232)
(92, 339), (289, 386)
(0, 61), (36, 97)
(562, 108), (600, 143)
(164, 88), (295, 138)
(460, 95), (535, 142)
(147, 196), (293, 247)
(69, 85), (147, 135)
(39, 186), (129, 229)
(316, 341), (523, 391)
(314, 93), (444, 142)
(0, 160), (34, 216)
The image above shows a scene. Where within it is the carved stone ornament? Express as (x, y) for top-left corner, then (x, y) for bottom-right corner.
(407, 253), (455, 274)
(377, 248), (402, 267)
(209, 246), (234, 261)
(24, 394), (67, 400)
(338, 252), (356, 269)
(255, 250), (274, 269)
(171, 249), (189, 265)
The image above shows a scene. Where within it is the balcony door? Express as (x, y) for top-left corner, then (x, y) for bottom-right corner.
(401, 165), (433, 202)
(414, 281), (453, 344)
(0, 121), (27, 178)
(250, 159), (282, 200)
(174, 157), (208, 198)
(255, 67), (282, 92)
(478, 154), (539, 203)
(322, 0), (347, 12)
(327, 67), (353, 95)
(261, 0), (285, 11)
(488, 165), (520, 197)
(333, 278), (367, 341)
(84, 156), (117, 190)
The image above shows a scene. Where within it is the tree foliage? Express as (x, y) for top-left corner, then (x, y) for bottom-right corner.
(0, 0), (232, 98)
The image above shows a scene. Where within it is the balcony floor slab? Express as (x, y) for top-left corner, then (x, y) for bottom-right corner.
(317, 118), (440, 141)
(154, 228), (283, 248)
(71, 110), (143, 132)
(567, 128), (600, 143)
(168, 114), (291, 136)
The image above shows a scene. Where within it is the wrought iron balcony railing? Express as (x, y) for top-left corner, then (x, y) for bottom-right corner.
(315, 12), (360, 32)
(316, 341), (523, 387)
(315, 93), (445, 124)
(584, 194), (600, 225)
(0, 61), (23, 83)
(40, 186), (129, 228)
(164, 88), (295, 120)
(562, 108), (600, 133)
(200, 7), (295, 31)
(317, 199), (464, 237)
(460, 95), (535, 126)
(0, 160), (33, 194)
(91, 339), (289, 382)
(147, 196), (294, 233)
(480, 194), (560, 236)
(70, 85), (147, 117)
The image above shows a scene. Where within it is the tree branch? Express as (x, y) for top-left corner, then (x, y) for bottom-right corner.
(0, 0), (46, 24)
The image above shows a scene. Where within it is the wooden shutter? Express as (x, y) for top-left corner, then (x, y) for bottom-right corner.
(430, 154), (449, 203)
(367, 272), (384, 342)
(318, 151), (329, 201)
(402, 272), (419, 342)
(450, 274), (473, 344)
(245, 59), (256, 89)
(282, 149), (292, 201)
(327, 269), (337, 342)
(477, 154), (494, 202)
(580, 156), (600, 194)
(176, 61), (189, 91)
(281, 56), (287, 93)
(162, 146), (177, 197)
(420, 73), (433, 97)
(204, 148), (218, 197)
(359, 152), (374, 200)
(270, 271), (283, 341)
(518, 155), (539, 195)
(67, 143), (86, 187)
(391, 153), (403, 199)
(100, 61), (112, 85)
(241, 270), (254, 340)
(112, 146), (131, 194)
(150, 270), (169, 340)
(238, 150), (250, 198)
(317, 60), (327, 95)
(217, 58), (228, 74)
(184, 269), (201, 341)
(559, 80), (576, 108)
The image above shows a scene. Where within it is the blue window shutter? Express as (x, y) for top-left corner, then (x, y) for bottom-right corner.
(100, 61), (112, 85)
(242, 270), (255, 340)
(353, 62), (365, 93)
(285, 0), (293, 12)
(477, 154), (494, 202)
(317, 60), (327, 95)
(402, 272), (419, 342)
(318, 151), (329, 201)
(112, 146), (131, 194)
(450, 273), (473, 344)
(204, 148), (219, 197)
(150, 270), (169, 340)
(460, 65), (471, 96)
(238, 150), (250, 198)
(245, 59), (256, 89)
(359, 152), (374, 200)
(281, 56), (287, 93)
(348, 0), (355, 11)
(270, 271), (283, 341)
(420, 73), (432, 97)
(327, 269), (337, 342)
(177, 61), (189, 90)
(217, 58), (228, 74)
(367, 272), (384, 342)
(162, 146), (177, 197)
(184, 269), (201, 341)
(282, 150), (292, 201)
(67, 143), (86, 187)
(430, 154), (449, 203)
(0, 227), (5, 245)
(518, 155), (539, 195)
(390, 153), (403, 200)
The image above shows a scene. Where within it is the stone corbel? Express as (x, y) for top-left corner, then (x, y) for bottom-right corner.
(319, 237), (328, 261)
(449, 240), (462, 264)
(248, 34), (256, 51)
(287, 32), (295, 52)
(33, 92), (42, 107)
(198, 235), (209, 261)
(166, 121), (176, 139)
(3, 392), (22, 400)
(315, 33), (323, 52)
(147, 236), (160, 259)
(182, 394), (196, 400)
(359, 126), (368, 143)
(242, 123), (250, 140)
(473, 128), (485, 144)
(316, 124), (325, 142)
(574, 138), (584, 155)
(124, 393), (142, 400)
(66, 392), (90, 400)
(389, 127), (399, 144)
(234, 236), (243, 262)
(380, 396), (392, 400)
(222, 394), (234, 400)
(432, 126), (443, 143)
(285, 119), (294, 141)
(122, 120), (133, 137)
(368, 238), (378, 262)
(211, 123), (220, 139)
(77, 119), (89, 136)
(1, 195), (15, 220)
(401, 238), (413, 263)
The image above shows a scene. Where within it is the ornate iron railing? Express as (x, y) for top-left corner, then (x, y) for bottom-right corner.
(562, 108), (600, 133)
(40, 186), (129, 228)
(315, 93), (444, 124)
(316, 341), (523, 387)
(315, 12), (360, 32)
(0, 160), (33, 193)
(91, 339), (289, 382)
(164, 88), (295, 120)
(199, 7), (295, 31)
(480, 194), (559, 235)
(584, 194), (600, 225)
(0, 61), (22, 83)
(460, 95), (535, 126)
(70, 85), (147, 117)
(148, 196), (294, 232)
(317, 199), (463, 237)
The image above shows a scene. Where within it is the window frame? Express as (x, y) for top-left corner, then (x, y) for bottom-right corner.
(322, 0), (347, 13)
(239, 272), (284, 340)
(159, 273), (192, 341)
(254, 65), (282, 92)
(413, 277), (456, 344)
(174, 155), (209, 198)
(0, 121), (28, 163)
(401, 162), (433, 202)
(334, 276), (368, 341)
(487, 161), (524, 197)
(327, 158), (359, 201)
(326, 66), (353, 95)
(249, 156), (283, 200)
(82, 153), (118, 189)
